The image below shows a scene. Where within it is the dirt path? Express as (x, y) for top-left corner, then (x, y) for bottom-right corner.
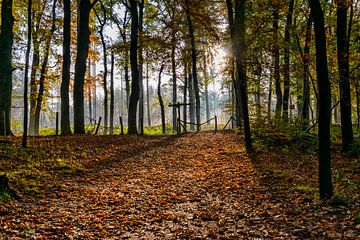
(0, 132), (358, 239)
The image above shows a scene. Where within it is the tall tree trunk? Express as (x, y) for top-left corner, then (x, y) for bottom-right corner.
(337, 0), (354, 152)
(61, 0), (72, 135)
(282, 0), (295, 121)
(23, 0), (32, 147)
(189, 68), (195, 131)
(29, 41), (40, 135)
(309, 0), (333, 199)
(95, 2), (108, 135)
(74, 0), (98, 134)
(203, 47), (210, 123)
(234, 0), (252, 152)
(273, 5), (282, 120)
(171, 32), (177, 132)
(255, 64), (262, 118)
(127, 0), (140, 134)
(302, 15), (313, 128)
(124, 46), (130, 111)
(34, 0), (57, 136)
(0, 0), (14, 136)
(158, 65), (165, 134)
(138, 0), (144, 133)
(267, 68), (273, 119)
(110, 53), (114, 134)
(186, 2), (201, 131)
(183, 62), (188, 131)
(146, 61), (151, 126)
(87, 59), (92, 122)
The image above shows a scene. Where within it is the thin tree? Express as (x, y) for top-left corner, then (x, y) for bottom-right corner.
(94, 0), (108, 135)
(110, 53), (115, 134)
(61, 0), (72, 135)
(23, 0), (32, 148)
(158, 65), (166, 134)
(73, 0), (98, 134)
(273, 4), (282, 120)
(309, 0), (333, 199)
(337, 0), (354, 152)
(0, 0), (14, 136)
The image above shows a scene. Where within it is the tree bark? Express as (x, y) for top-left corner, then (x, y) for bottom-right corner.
(171, 32), (177, 132)
(74, 0), (98, 134)
(203, 47), (210, 123)
(273, 5), (282, 120)
(23, 0), (32, 148)
(29, 40), (40, 135)
(282, 0), (295, 121)
(110, 53), (114, 134)
(138, 0), (144, 133)
(183, 62), (188, 131)
(158, 65), (165, 134)
(0, 0), (14, 136)
(61, 0), (72, 135)
(186, 2), (201, 131)
(127, 0), (140, 134)
(302, 15), (313, 128)
(34, 0), (57, 136)
(337, 0), (354, 152)
(309, 0), (333, 199)
(146, 61), (151, 126)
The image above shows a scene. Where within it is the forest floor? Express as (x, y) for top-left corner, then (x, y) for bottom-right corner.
(0, 131), (359, 239)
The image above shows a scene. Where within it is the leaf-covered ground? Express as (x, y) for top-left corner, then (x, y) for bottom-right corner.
(0, 131), (359, 239)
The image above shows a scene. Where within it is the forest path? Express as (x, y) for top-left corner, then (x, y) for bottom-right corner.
(1, 131), (357, 239)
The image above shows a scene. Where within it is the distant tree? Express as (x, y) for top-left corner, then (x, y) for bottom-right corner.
(73, 0), (98, 134)
(158, 65), (166, 134)
(309, 0), (333, 199)
(0, 0), (14, 136)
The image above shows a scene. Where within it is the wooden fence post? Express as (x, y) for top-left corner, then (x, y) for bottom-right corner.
(119, 116), (124, 135)
(215, 115), (217, 133)
(55, 112), (59, 136)
(95, 117), (102, 135)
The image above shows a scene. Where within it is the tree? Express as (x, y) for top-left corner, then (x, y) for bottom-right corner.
(226, 0), (252, 152)
(61, 0), (72, 135)
(110, 53), (115, 134)
(23, 0), (32, 148)
(337, 0), (354, 152)
(282, 0), (295, 121)
(0, 0), (14, 136)
(33, 0), (57, 135)
(309, 0), (333, 199)
(273, 3), (282, 120)
(73, 0), (98, 134)
(94, 0), (108, 135)
(158, 65), (165, 134)
(127, 0), (140, 134)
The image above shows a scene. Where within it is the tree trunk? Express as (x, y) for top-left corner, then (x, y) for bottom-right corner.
(23, 0), (32, 148)
(158, 65), (165, 134)
(186, 2), (201, 131)
(337, 0), (354, 152)
(34, 0), (57, 136)
(146, 61), (151, 126)
(61, 0), (72, 135)
(189, 68), (195, 131)
(255, 64), (262, 118)
(0, 0), (14, 136)
(302, 15), (312, 128)
(29, 41), (40, 135)
(183, 62), (188, 132)
(127, 0), (140, 134)
(267, 68), (273, 119)
(138, 0), (144, 133)
(273, 5), (282, 120)
(282, 0), (295, 121)
(74, 0), (97, 134)
(171, 32), (177, 132)
(203, 47), (210, 123)
(309, 0), (333, 199)
(234, 0), (252, 152)
(87, 59), (92, 122)
(110, 53), (114, 134)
